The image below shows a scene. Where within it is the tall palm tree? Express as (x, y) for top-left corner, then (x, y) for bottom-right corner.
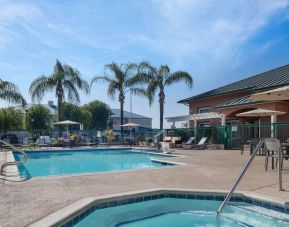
(91, 62), (145, 140)
(29, 59), (89, 121)
(139, 62), (193, 130)
(0, 79), (26, 106)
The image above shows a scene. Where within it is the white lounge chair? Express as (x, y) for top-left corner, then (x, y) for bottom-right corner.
(160, 142), (175, 154)
(192, 137), (208, 150)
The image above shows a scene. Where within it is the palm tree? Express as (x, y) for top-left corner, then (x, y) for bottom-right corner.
(29, 59), (89, 121)
(0, 79), (26, 106)
(139, 62), (193, 130)
(91, 62), (145, 140)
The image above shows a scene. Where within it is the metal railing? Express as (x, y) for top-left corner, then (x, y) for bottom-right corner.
(154, 130), (165, 150)
(217, 138), (265, 213)
(0, 140), (28, 176)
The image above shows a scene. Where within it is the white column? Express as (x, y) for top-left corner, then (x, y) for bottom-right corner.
(221, 115), (226, 126)
(171, 121), (176, 129)
(271, 115), (277, 138)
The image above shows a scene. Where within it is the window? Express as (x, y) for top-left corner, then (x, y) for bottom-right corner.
(198, 106), (210, 113)
(198, 122), (211, 127)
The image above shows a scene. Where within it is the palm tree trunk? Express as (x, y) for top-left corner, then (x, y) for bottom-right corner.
(159, 90), (165, 130)
(57, 96), (62, 122)
(160, 101), (164, 130)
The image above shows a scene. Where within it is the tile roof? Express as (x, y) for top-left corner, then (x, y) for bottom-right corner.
(215, 95), (262, 109)
(111, 109), (152, 119)
(178, 64), (289, 103)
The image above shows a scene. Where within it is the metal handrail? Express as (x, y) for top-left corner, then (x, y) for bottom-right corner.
(217, 138), (265, 213)
(0, 140), (28, 176)
(154, 130), (165, 150)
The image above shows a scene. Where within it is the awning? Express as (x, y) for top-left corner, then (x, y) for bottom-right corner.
(251, 85), (289, 101)
(166, 112), (225, 123)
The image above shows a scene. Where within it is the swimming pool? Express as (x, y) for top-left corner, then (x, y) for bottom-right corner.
(13, 149), (174, 178)
(63, 194), (289, 227)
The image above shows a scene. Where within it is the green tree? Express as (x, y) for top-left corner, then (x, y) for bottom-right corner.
(29, 59), (89, 121)
(26, 105), (51, 130)
(83, 100), (111, 130)
(0, 108), (23, 132)
(0, 79), (26, 106)
(138, 62), (193, 129)
(91, 63), (145, 138)
(62, 102), (92, 129)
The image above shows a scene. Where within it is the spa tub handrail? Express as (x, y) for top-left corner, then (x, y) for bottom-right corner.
(218, 138), (265, 213)
(0, 140), (27, 175)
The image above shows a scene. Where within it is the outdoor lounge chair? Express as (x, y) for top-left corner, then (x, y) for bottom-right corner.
(180, 137), (195, 149)
(191, 137), (208, 150)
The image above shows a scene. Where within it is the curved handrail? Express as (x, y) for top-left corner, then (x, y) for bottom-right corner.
(0, 140), (28, 176)
(217, 138), (265, 213)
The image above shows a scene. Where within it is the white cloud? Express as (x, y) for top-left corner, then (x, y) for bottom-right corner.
(146, 0), (289, 69)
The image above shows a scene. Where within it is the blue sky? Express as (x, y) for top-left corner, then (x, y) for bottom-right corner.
(1, 0), (289, 128)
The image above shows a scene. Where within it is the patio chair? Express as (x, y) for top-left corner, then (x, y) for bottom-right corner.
(180, 137), (195, 149)
(264, 138), (284, 171)
(191, 137), (208, 150)
(171, 137), (182, 148)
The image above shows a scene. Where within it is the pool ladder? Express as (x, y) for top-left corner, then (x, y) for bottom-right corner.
(0, 140), (28, 176)
(217, 138), (283, 213)
(154, 130), (165, 150)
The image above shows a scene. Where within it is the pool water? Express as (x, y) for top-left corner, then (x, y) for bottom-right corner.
(73, 198), (289, 227)
(13, 149), (173, 178)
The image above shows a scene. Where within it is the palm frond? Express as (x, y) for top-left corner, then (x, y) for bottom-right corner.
(90, 76), (114, 88)
(63, 80), (80, 103)
(29, 76), (56, 101)
(0, 91), (27, 106)
(165, 71), (193, 88)
(130, 87), (148, 97)
(0, 80), (26, 106)
(105, 63), (125, 84)
(146, 80), (158, 105)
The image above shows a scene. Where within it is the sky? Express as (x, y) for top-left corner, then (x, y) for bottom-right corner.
(1, 0), (289, 128)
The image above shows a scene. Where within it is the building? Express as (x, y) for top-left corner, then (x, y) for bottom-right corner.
(166, 64), (289, 149)
(110, 109), (152, 130)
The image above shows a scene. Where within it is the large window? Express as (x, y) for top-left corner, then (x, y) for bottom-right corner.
(198, 106), (210, 113)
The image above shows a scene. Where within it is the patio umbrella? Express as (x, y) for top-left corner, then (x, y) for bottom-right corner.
(236, 108), (286, 138)
(54, 120), (81, 135)
(121, 123), (140, 143)
(251, 85), (289, 101)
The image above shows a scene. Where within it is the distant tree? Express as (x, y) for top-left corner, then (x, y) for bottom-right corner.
(138, 62), (193, 129)
(62, 102), (92, 129)
(26, 105), (51, 130)
(29, 59), (89, 121)
(91, 63), (145, 138)
(0, 108), (23, 132)
(83, 100), (111, 130)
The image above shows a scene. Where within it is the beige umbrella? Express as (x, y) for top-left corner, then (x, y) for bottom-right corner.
(54, 120), (82, 135)
(121, 123), (140, 127)
(121, 123), (140, 142)
(236, 108), (286, 138)
(53, 120), (81, 126)
(251, 85), (289, 101)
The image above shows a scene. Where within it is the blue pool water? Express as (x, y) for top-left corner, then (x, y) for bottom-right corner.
(73, 198), (289, 227)
(13, 149), (173, 178)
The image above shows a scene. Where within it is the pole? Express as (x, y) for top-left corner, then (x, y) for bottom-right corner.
(130, 90), (132, 145)
(258, 117), (261, 139)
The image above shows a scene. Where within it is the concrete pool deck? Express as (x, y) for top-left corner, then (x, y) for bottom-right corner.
(1, 148), (289, 226)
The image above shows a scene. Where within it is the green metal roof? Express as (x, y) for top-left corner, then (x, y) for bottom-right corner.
(178, 64), (289, 104)
(215, 95), (262, 109)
